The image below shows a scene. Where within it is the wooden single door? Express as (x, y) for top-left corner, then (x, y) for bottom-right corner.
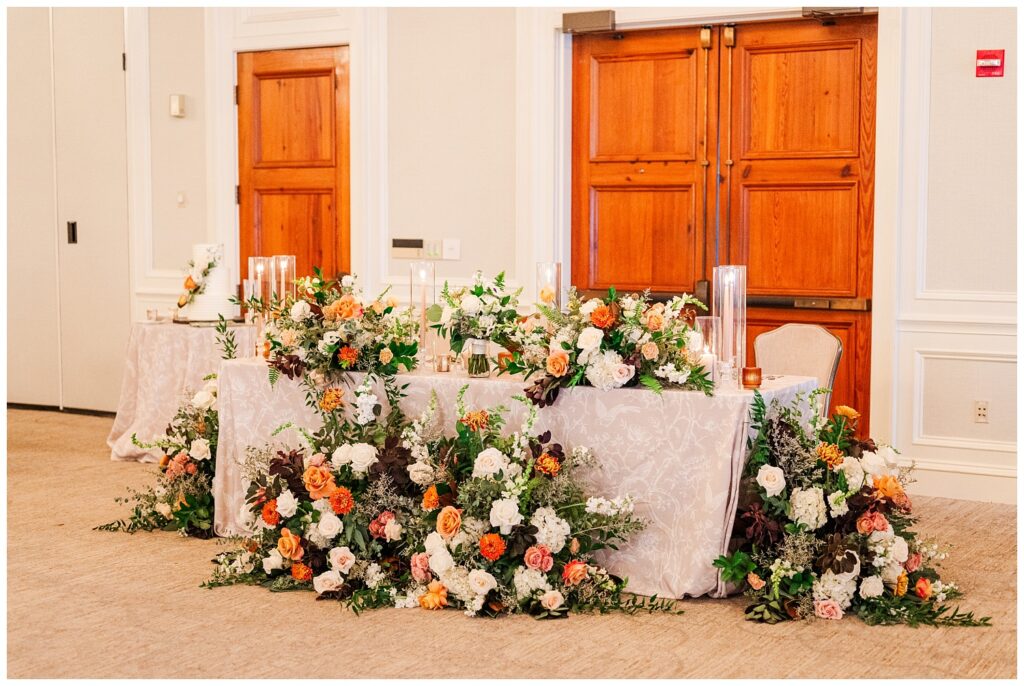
(237, 46), (350, 281)
(722, 17), (876, 431)
(572, 28), (718, 299)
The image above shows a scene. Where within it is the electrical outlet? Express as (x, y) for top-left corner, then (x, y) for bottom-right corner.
(973, 400), (989, 424)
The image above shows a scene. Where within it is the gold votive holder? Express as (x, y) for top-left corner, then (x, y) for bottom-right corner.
(742, 366), (762, 389)
(433, 354), (451, 373)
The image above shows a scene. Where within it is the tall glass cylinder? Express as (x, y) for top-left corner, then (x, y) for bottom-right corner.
(410, 261), (435, 362)
(535, 262), (562, 311)
(694, 315), (720, 384)
(248, 256), (273, 310)
(713, 265), (746, 389)
(271, 255), (296, 306)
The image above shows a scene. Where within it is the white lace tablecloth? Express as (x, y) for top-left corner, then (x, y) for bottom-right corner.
(212, 358), (816, 599)
(107, 321), (257, 461)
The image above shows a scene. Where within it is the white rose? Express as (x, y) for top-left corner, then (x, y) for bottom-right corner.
(460, 294), (483, 315)
(188, 438), (211, 461)
(892, 536), (909, 563)
(262, 549), (284, 574)
(329, 546), (356, 574)
(156, 502), (172, 519)
(577, 326), (604, 351)
(384, 518), (403, 542)
(489, 497), (523, 535)
(290, 299), (312, 322)
(331, 445), (352, 469)
(313, 569), (344, 594)
(756, 464), (786, 498)
(424, 532), (447, 555)
(407, 461), (434, 485)
(322, 331), (340, 346)
(341, 275), (355, 288)
(860, 450), (888, 477)
(472, 447), (508, 479)
(317, 511), (343, 539)
(191, 389), (216, 411)
(540, 589), (565, 611)
(580, 299), (600, 316)
(428, 547), (454, 576)
(467, 569), (497, 596)
(859, 575), (884, 599)
(877, 445), (901, 469)
(612, 364), (635, 386)
(348, 443), (379, 474)
(275, 489), (298, 518)
(838, 457), (865, 492)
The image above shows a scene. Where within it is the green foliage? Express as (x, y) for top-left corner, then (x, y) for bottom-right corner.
(713, 551), (756, 583)
(215, 315), (238, 360)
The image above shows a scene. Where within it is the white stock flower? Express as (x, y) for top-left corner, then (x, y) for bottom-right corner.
(317, 511), (343, 539)
(188, 438), (211, 461)
(859, 575), (884, 599)
(467, 569), (497, 596)
(329, 546), (356, 574)
(576, 326), (604, 351)
(789, 487), (827, 530)
(755, 465), (786, 498)
(313, 569), (344, 594)
(827, 490), (849, 517)
(489, 498), (524, 535)
(262, 549), (284, 574)
(472, 447), (509, 479)
(290, 299), (312, 322)
(156, 502), (172, 519)
(276, 489), (298, 518)
(347, 444), (379, 474)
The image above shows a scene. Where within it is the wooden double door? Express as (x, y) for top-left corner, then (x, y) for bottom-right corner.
(572, 16), (876, 429)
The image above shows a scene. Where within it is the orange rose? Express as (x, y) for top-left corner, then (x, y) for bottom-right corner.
(562, 560), (588, 586)
(329, 486), (355, 515)
(290, 562), (313, 582)
(277, 527), (304, 561)
(303, 465), (337, 500)
(873, 474), (904, 502)
(370, 300), (386, 315)
(590, 304), (617, 329)
(261, 499), (280, 526)
(183, 275), (196, 291)
(436, 505), (463, 540)
(914, 577), (932, 600)
(418, 581), (448, 610)
(644, 312), (665, 332)
(856, 512), (875, 535)
(479, 533), (506, 561)
(422, 485), (440, 511)
(546, 350), (570, 378)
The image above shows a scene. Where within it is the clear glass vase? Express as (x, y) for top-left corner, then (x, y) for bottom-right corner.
(466, 339), (490, 378)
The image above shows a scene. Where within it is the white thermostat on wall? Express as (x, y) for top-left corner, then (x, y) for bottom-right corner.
(169, 94), (185, 118)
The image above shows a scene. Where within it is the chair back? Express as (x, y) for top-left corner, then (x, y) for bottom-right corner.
(753, 323), (842, 414)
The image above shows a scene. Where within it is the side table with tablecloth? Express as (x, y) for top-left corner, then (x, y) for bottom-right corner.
(107, 322), (257, 462)
(212, 358), (817, 599)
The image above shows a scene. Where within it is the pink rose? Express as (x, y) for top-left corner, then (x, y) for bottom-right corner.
(308, 452), (326, 467)
(369, 511), (395, 540)
(904, 551), (922, 573)
(814, 599), (844, 620)
(523, 545), (554, 573)
(410, 552), (431, 583)
(870, 512), (889, 532)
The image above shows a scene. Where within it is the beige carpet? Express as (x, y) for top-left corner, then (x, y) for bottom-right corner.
(6, 408), (1017, 678)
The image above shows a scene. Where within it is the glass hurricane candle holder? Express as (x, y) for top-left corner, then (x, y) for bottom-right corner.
(536, 262), (562, 311)
(713, 265), (747, 389)
(271, 255), (296, 306)
(410, 261), (435, 362)
(694, 315), (720, 385)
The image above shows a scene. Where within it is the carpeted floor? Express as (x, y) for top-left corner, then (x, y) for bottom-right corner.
(6, 408), (1018, 678)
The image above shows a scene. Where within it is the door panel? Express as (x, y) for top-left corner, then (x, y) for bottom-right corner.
(238, 46), (349, 281)
(573, 28), (716, 297)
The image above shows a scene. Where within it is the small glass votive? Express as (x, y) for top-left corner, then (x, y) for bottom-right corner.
(433, 353), (450, 373)
(742, 366), (762, 390)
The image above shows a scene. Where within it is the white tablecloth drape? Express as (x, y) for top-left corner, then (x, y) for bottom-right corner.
(212, 358), (817, 599)
(107, 322), (257, 462)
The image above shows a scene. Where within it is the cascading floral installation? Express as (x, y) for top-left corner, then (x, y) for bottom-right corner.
(498, 286), (714, 406)
(206, 384), (675, 618)
(713, 394), (990, 627)
(176, 245), (219, 309)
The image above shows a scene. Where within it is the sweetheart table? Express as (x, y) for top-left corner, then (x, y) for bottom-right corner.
(211, 357), (816, 598)
(107, 321), (257, 462)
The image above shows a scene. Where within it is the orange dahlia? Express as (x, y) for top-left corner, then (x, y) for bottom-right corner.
(816, 442), (844, 469)
(318, 387), (344, 413)
(422, 485), (440, 511)
(590, 304), (617, 329)
(290, 562), (313, 582)
(329, 486), (355, 515)
(535, 453), (561, 477)
(337, 346), (359, 367)
(460, 410), (490, 432)
(479, 533), (506, 561)
(261, 499), (280, 526)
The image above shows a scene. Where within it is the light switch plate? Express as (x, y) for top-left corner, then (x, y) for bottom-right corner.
(442, 239), (461, 260)
(170, 94), (186, 117)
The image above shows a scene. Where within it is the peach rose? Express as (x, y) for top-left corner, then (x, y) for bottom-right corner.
(562, 560), (588, 587)
(336, 294), (362, 320)
(418, 580), (448, 610)
(369, 511), (395, 540)
(546, 350), (570, 378)
(410, 552), (432, 583)
(870, 511), (889, 532)
(303, 465), (337, 500)
(539, 286), (556, 305)
(524, 545), (554, 573)
(914, 577), (932, 600)
(644, 312), (665, 332)
(641, 341), (659, 361)
(856, 512), (875, 535)
(435, 506), (463, 540)
(814, 599), (843, 620)
(904, 551), (922, 573)
(747, 572), (766, 591)
(277, 527), (304, 561)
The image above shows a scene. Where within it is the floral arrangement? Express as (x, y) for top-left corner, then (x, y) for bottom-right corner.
(501, 287), (714, 406)
(426, 270), (522, 354)
(264, 269), (419, 395)
(176, 245), (219, 309)
(713, 394), (990, 627)
(98, 376), (220, 537)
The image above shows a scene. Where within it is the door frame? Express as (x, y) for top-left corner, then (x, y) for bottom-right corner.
(516, 7), (911, 444)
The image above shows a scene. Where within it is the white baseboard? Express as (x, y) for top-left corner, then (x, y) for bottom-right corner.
(906, 464), (1016, 504)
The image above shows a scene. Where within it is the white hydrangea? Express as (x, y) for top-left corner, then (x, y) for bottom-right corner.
(585, 349), (632, 390)
(859, 450), (890, 478)
(789, 487), (827, 530)
(838, 456), (865, 492)
(512, 566), (552, 600)
(531, 507), (571, 553)
(363, 562), (385, 589)
(813, 569), (858, 609)
(827, 490), (849, 517)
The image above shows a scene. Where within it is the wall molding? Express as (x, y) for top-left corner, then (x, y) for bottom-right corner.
(898, 314), (1017, 336)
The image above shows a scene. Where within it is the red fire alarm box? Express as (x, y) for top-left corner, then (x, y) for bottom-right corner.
(976, 49), (1005, 77)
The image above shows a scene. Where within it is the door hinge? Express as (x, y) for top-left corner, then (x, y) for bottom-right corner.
(234, 85), (239, 105)
(235, 185), (240, 204)
(122, 52), (126, 71)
